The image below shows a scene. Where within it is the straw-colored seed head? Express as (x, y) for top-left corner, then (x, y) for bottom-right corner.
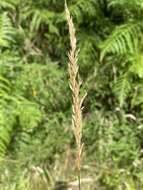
(65, 1), (86, 172)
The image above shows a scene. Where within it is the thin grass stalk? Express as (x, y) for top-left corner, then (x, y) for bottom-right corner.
(65, 2), (86, 190)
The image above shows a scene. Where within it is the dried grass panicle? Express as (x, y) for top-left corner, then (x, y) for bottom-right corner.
(65, 2), (86, 173)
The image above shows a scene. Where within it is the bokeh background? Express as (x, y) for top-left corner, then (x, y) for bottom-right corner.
(0, 0), (143, 189)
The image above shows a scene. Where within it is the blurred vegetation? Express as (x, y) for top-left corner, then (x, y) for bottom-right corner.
(0, 0), (143, 189)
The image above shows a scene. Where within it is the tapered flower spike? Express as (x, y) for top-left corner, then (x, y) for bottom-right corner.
(65, 2), (87, 189)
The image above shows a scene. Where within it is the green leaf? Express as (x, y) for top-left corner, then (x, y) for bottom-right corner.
(113, 75), (131, 107)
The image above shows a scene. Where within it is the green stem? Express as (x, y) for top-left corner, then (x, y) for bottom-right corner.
(78, 169), (81, 190)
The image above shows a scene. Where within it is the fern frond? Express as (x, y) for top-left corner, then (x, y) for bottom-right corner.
(30, 10), (57, 32)
(19, 1), (59, 32)
(69, 0), (96, 21)
(128, 53), (143, 78)
(0, 51), (20, 70)
(0, 0), (16, 9)
(113, 75), (131, 107)
(131, 82), (143, 107)
(0, 106), (16, 157)
(0, 12), (15, 47)
(0, 76), (15, 156)
(100, 23), (141, 61)
(0, 74), (42, 157)
(108, 0), (143, 10)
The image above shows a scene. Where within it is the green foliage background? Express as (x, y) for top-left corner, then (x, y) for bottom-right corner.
(0, 0), (143, 189)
